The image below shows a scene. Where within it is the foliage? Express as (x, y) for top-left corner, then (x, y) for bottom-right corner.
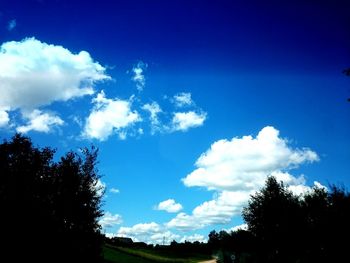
(241, 176), (350, 263)
(0, 134), (103, 262)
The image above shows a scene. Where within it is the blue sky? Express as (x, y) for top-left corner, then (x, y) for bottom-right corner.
(0, 0), (349, 244)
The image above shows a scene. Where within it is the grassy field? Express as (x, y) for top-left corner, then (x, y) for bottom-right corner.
(103, 244), (212, 263)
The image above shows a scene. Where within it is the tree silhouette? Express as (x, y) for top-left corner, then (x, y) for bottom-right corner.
(0, 134), (103, 263)
(242, 176), (303, 263)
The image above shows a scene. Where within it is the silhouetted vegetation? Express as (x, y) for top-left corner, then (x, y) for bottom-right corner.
(209, 176), (350, 263)
(0, 134), (103, 262)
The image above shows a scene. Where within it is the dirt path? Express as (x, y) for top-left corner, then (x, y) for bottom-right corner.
(198, 260), (216, 263)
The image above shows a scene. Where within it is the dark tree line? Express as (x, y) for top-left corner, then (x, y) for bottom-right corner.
(209, 177), (350, 263)
(0, 134), (104, 263)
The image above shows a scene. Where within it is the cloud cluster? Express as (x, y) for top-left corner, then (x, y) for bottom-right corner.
(83, 91), (141, 141)
(0, 38), (207, 137)
(0, 37), (110, 133)
(155, 199), (183, 213)
(99, 212), (123, 228)
(117, 222), (180, 244)
(166, 126), (320, 231)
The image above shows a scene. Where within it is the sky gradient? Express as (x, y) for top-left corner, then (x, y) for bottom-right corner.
(0, 0), (349, 244)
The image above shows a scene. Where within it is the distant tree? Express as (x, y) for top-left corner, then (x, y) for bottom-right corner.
(0, 134), (103, 263)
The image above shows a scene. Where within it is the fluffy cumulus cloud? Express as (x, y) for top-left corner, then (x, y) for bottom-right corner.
(0, 38), (109, 111)
(16, 110), (63, 133)
(7, 19), (16, 31)
(83, 91), (141, 141)
(0, 37), (110, 132)
(173, 92), (193, 107)
(167, 191), (250, 231)
(167, 126), (320, 231)
(117, 222), (180, 244)
(171, 111), (207, 132)
(99, 212), (123, 229)
(183, 126), (319, 191)
(132, 61), (147, 91)
(142, 102), (162, 134)
(156, 199), (183, 213)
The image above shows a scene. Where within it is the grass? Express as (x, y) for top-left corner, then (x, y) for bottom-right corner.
(103, 245), (155, 263)
(104, 244), (212, 263)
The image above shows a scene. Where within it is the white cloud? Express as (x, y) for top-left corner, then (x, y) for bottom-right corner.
(142, 102), (162, 134)
(0, 109), (10, 127)
(99, 212), (123, 228)
(183, 126), (319, 191)
(166, 191), (250, 231)
(173, 92), (193, 107)
(180, 234), (207, 243)
(156, 199), (183, 213)
(16, 109), (63, 133)
(83, 91), (141, 141)
(110, 188), (120, 194)
(7, 19), (16, 31)
(117, 222), (180, 244)
(94, 179), (106, 197)
(166, 126), (319, 231)
(226, 224), (248, 233)
(0, 38), (109, 111)
(132, 61), (147, 91)
(172, 111), (206, 131)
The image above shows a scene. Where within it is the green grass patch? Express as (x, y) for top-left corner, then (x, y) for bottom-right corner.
(103, 245), (155, 263)
(109, 245), (211, 263)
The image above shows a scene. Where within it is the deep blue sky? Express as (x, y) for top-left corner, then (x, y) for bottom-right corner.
(0, 0), (349, 243)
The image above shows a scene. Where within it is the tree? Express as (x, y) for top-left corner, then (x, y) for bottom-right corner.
(242, 176), (303, 263)
(0, 134), (103, 263)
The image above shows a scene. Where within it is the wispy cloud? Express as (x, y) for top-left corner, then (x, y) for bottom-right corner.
(142, 102), (162, 134)
(173, 92), (194, 107)
(132, 61), (147, 91)
(7, 19), (16, 31)
(110, 188), (120, 194)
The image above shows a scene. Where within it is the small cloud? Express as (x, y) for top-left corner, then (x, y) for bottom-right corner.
(142, 102), (162, 134)
(132, 61), (147, 91)
(0, 109), (10, 128)
(155, 199), (183, 213)
(110, 188), (120, 194)
(173, 92), (193, 107)
(16, 109), (63, 133)
(99, 212), (123, 228)
(83, 91), (141, 141)
(7, 19), (16, 31)
(171, 111), (207, 132)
